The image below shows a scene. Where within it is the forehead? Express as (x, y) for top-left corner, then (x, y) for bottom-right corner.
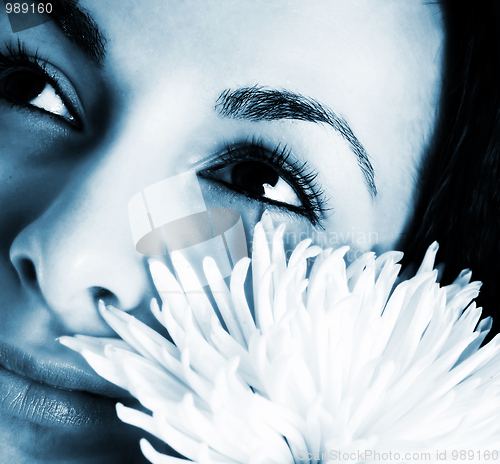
(82, 0), (443, 89)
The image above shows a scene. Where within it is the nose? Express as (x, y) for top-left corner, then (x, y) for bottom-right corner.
(9, 155), (153, 336)
(8, 75), (208, 336)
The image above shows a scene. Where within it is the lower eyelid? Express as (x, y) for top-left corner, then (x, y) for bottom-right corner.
(199, 174), (321, 225)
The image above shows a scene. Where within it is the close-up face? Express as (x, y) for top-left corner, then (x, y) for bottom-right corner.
(0, 0), (444, 462)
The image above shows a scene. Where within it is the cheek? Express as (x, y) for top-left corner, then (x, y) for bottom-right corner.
(0, 115), (88, 249)
(318, 196), (376, 258)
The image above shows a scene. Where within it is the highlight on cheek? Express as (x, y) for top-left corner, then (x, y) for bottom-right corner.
(128, 170), (248, 290)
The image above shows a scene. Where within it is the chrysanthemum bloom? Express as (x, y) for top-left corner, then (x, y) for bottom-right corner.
(61, 215), (500, 464)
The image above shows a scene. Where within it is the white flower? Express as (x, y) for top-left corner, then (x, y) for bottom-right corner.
(60, 215), (500, 464)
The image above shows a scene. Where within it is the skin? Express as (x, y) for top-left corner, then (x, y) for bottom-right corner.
(0, 0), (443, 462)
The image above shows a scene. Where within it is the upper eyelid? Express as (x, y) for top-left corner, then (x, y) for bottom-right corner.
(205, 140), (299, 175)
(0, 41), (46, 71)
(209, 141), (324, 200)
(202, 142), (297, 185)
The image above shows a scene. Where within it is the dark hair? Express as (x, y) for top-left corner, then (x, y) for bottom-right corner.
(401, 0), (500, 340)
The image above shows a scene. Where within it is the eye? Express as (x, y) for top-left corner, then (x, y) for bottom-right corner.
(199, 141), (326, 226)
(0, 68), (74, 122)
(0, 43), (79, 125)
(210, 160), (302, 207)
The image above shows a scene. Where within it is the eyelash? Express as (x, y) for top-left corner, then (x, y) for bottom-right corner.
(0, 41), (73, 123)
(200, 139), (328, 227)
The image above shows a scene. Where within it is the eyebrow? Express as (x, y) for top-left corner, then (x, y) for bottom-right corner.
(49, 0), (106, 63)
(216, 87), (377, 196)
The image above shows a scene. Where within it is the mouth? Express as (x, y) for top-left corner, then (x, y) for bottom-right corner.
(0, 342), (132, 429)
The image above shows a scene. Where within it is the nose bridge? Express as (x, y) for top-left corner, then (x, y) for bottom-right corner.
(9, 123), (174, 335)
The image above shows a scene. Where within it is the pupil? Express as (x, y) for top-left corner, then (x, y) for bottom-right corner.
(2, 70), (46, 103)
(231, 161), (280, 195)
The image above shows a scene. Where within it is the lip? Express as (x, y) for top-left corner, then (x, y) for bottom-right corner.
(0, 342), (130, 428)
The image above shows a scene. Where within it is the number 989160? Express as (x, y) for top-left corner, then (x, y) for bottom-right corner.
(5, 3), (53, 14)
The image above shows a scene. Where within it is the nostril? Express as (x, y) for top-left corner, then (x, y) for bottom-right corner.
(17, 258), (38, 284)
(90, 286), (119, 307)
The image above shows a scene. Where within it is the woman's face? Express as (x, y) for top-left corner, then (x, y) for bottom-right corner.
(0, 0), (443, 462)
